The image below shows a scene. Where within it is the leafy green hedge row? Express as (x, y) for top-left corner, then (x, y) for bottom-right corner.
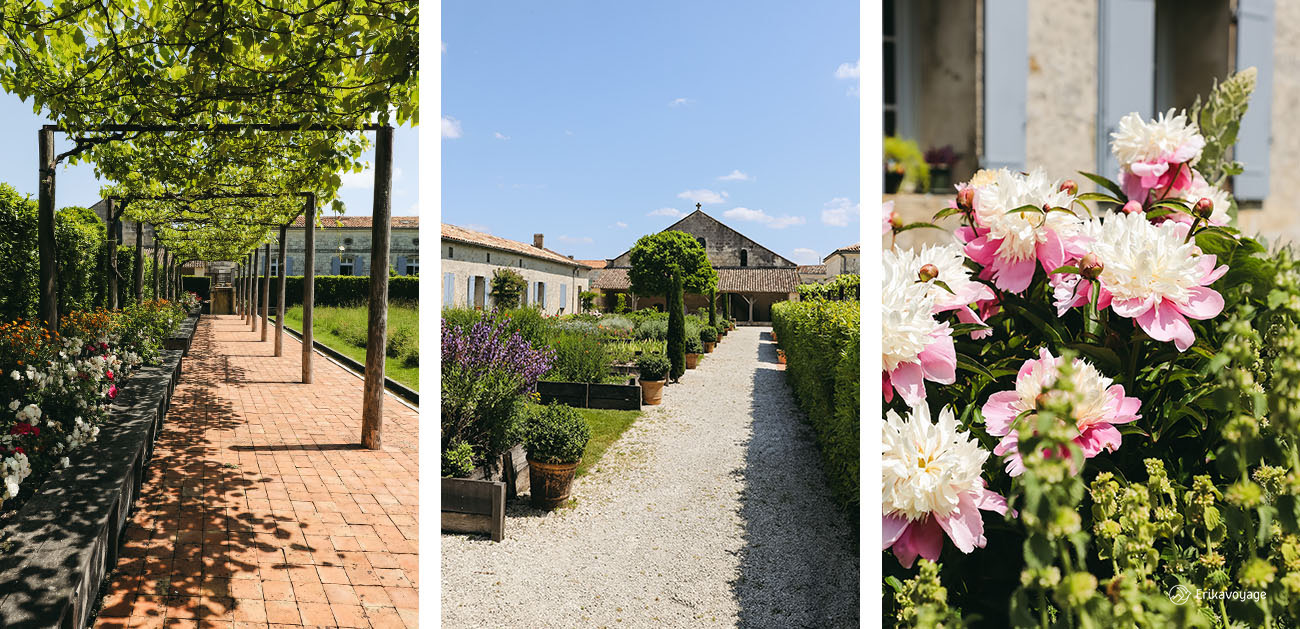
(251, 275), (419, 307)
(771, 300), (860, 516)
(181, 276), (211, 301)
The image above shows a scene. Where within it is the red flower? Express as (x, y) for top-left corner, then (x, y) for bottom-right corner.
(106, 370), (114, 381)
(10, 422), (38, 437)
(108, 384), (118, 399)
(13, 446), (24, 455)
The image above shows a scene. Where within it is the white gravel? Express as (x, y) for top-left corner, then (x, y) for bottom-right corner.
(441, 326), (859, 628)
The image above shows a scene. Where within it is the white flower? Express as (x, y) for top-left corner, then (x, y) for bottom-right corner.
(883, 252), (943, 371)
(16, 404), (41, 424)
(1111, 109), (1205, 168)
(10, 371), (19, 381)
(60, 457), (70, 469)
(971, 167), (1081, 261)
(885, 243), (995, 312)
(7, 400), (18, 412)
(2, 452), (31, 501)
(1083, 211), (1208, 305)
(1177, 176), (1233, 226)
(883, 403), (988, 520)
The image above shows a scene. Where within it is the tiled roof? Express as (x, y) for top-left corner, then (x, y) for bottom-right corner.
(290, 216), (419, 229)
(593, 267), (800, 293)
(798, 264), (827, 274)
(441, 223), (591, 268)
(577, 259), (609, 269)
(825, 242), (861, 259)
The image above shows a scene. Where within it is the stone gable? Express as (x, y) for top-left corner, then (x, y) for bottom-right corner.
(608, 210), (795, 268)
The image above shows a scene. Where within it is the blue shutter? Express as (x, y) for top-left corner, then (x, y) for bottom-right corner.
(286, 257), (292, 276)
(331, 257), (340, 275)
(1097, 0), (1156, 179)
(356, 255), (366, 276)
(541, 282), (548, 311)
(1235, 0), (1275, 201)
(443, 273), (454, 306)
(560, 283), (567, 313)
(396, 256), (406, 276)
(982, 0), (1029, 171)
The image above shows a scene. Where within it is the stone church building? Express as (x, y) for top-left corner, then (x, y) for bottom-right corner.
(592, 209), (801, 323)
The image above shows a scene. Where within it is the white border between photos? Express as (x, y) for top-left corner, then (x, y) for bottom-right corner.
(418, 0), (441, 626)
(862, 0), (883, 624)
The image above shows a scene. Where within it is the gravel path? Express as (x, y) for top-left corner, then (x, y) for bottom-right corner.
(441, 326), (859, 628)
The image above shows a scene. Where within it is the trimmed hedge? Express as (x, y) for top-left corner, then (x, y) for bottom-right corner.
(181, 276), (211, 301)
(771, 300), (859, 517)
(253, 275), (419, 307)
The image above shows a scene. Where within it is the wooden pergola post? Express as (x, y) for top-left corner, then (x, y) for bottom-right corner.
(162, 249), (170, 301)
(106, 198), (119, 309)
(275, 225), (287, 357)
(38, 128), (58, 330)
(302, 193), (316, 384)
(260, 242), (270, 342)
(134, 221), (144, 303)
(361, 126), (394, 450)
(250, 246), (260, 331)
(152, 232), (160, 301)
(240, 254), (249, 319)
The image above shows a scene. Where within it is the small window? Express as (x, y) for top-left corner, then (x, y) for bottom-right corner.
(740, 249), (748, 267)
(406, 258), (419, 276)
(270, 259), (280, 276)
(413, 237), (420, 246)
(487, 252), (491, 263)
(339, 256), (355, 276)
(448, 246), (454, 258)
(344, 237), (354, 246)
(697, 237), (706, 248)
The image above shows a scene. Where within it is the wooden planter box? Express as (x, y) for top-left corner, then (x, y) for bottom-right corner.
(442, 478), (506, 542)
(0, 350), (184, 628)
(537, 380), (642, 410)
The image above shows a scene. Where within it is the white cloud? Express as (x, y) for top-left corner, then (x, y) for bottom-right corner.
(820, 197), (860, 227)
(669, 97), (691, 107)
(717, 169), (753, 182)
(724, 207), (806, 229)
(677, 189), (728, 205)
(612, 221), (628, 229)
(565, 129), (574, 136)
(465, 223), (491, 234)
(791, 248), (820, 265)
(493, 131), (510, 140)
(555, 235), (594, 244)
(442, 116), (463, 139)
(649, 207), (683, 218)
(834, 60), (860, 79)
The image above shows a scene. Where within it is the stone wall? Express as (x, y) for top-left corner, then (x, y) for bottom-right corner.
(281, 227), (420, 276)
(608, 212), (794, 269)
(442, 241), (589, 315)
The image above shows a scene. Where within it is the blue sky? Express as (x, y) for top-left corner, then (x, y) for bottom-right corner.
(0, 100), (420, 218)
(442, 1), (860, 265)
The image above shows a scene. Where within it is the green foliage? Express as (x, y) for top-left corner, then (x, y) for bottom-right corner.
(634, 317), (669, 341)
(667, 276), (686, 381)
(579, 290), (598, 312)
(627, 230), (717, 298)
(440, 306), (483, 331)
(885, 137), (930, 192)
(180, 276), (212, 301)
(699, 326), (718, 343)
(684, 333), (703, 355)
(272, 275), (418, 307)
(772, 300), (859, 514)
(441, 367), (525, 474)
(56, 205), (103, 313)
(542, 331), (611, 384)
(890, 561), (965, 628)
(635, 353), (670, 381)
(500, 306), (548, 349)
(521, 402), (591, 465)
(441, 440), (476, 478)
(490, 268), (526, 309)
(798, 274), (861, 301)
(708, 288), (717, 327)
(1192, 68), (1258, 190)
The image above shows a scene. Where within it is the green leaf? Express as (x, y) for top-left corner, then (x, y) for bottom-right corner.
(1076, 191), (1121, 204)
(1078, 171), (1126, 199)
(956, 352), (997, 380)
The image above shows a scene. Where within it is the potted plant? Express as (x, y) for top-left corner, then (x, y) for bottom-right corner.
(924, 145), (960, 193)
(776, 348), (787, 365)
(636, 353), (669, 405)
(884, 137), (929, 194)
(685, 335), (702, 369)
(522, 402), (591, 510)
(700, 326), (718, 353)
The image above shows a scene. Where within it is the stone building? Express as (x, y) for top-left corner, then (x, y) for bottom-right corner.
(440, 224), (591, 315)
(885, 0), (1299, 245)
(823, 243), (860, 276)
(280, 215), (420, 276)
(591, 209), (801, 323)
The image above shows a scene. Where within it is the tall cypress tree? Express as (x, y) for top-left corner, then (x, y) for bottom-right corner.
(667, 275), (686, 381)
(708, 287), (717, 327)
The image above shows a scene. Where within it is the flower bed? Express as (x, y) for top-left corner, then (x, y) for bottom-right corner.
(881, 71), (1300, 626)
(771, 299), (860, 514)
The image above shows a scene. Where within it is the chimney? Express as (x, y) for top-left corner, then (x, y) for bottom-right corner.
(568, 255), (574, 259)
(533, 233), (544, 248)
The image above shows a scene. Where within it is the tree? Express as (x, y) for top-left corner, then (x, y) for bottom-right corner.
(628, 231), (716, 381)
(708, 287), (717, 327)
(579, 290), (598, 312)
(490, 269), (526, 309)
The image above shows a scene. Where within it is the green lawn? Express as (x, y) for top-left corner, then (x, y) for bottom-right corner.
(281, 303), (419, 391)
(575, 408), (642, 477)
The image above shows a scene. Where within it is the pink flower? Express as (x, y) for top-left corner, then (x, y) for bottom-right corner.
(884, 251), (957, 405)
(105, 370), (114, 381)
(108, 384), (118, 399)
(982, 349), (1141, 476)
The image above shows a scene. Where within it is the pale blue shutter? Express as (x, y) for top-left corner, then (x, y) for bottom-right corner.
(1235, 0), (1275, 201)
(982, 0), (1028, 171)
(331, 257), (340, 275)
(396, 256), (406, 276)
(542, 282), (548, 311)
(286, 257), (292, 276)
(356, 255), (366, 276)
(1097, 0), (1156, 180)
(560, 283), (567, 312)
(443, 273), (454, 306)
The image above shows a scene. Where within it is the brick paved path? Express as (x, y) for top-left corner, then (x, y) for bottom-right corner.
(94, 315), (419, 628)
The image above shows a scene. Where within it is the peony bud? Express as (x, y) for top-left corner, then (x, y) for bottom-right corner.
(956, 187), (975, 211)
(918, 264), (939, 282)
(889, 212), (904, 230)
(1042, 203), (1054, 214)
(1122, 200), (1143, 215)
(1059, 179), (1078, 196)
(1079, 253), (1104, 280)
(1195, 197), (1214, 219)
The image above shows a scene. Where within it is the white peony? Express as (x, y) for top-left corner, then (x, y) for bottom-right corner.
(885, 243), (995, 312)
(1177, 177), (1233, 226)
(1111, 109), (1205, 169)
(883, 251), (944, 371)
(1084, 211), (1208, 305)
(883, 403), (989, 521)
(971, 167), (1081, 262)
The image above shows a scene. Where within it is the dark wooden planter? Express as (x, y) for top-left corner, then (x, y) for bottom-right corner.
(441, 478), (505, 542)
(537, 380), (642, 410)
(164, 315), (200, 356)
(0, 350), (184, 628)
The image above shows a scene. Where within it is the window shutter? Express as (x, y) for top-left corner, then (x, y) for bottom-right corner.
(1097, 0), (1156, 179)
(1235, 0), (1274, 201)
(560, 283), (567, 312)
(443, 273), (454, 306)
(331, 257), (340, 275)
(396, 256), (406, 276)
(285, 257), (292, 276)
(356, 255), (366, 276)
(982, 0), (1029, 171)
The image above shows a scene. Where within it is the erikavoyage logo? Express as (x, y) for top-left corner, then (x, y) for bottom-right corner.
(1167, 584), (1266, 604)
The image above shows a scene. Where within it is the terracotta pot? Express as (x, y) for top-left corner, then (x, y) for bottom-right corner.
(641, 379), (664, 405)
(703, 341), (715, 353)
(527, 458), (579, 509)
(776, 350), (787, 365)
(685, 353), (700, 369)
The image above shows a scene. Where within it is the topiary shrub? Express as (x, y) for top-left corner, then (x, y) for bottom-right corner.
(522, 402), (591, 465)
(684, 334), (702, 355)
(699, 326), (718, 343)
(667, 277), (686, 379)
(490, 268), (526, 308)
(635, 353), (670, 382)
